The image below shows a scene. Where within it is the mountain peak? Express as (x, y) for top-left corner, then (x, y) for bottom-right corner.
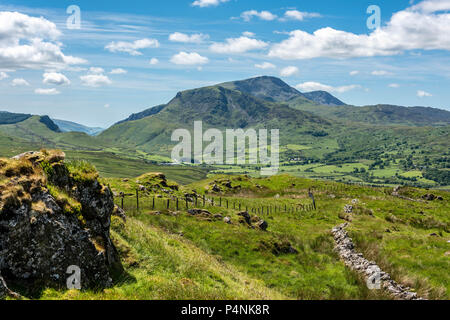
(302, 91), (346, 106)
(218, 76), (306, 103)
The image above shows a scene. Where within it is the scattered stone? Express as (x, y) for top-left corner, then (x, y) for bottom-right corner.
(122, 178), (129, 182)
(213, 214), (223, 219)
(112, 205), (127, 222)
(332, 223), (423, 300)
(274, 194), (280, 199)
(257, 220), (268, 231)
(212, 184), (221, 192)
(429, 233), (439, 237)
(422, 194), (437, 201)
(351, 199), (359, 204)
(138, 185), (146, 191)
(237, 211), (251, 225)
(344, 205), (353, 214)
(270, 241), (297, 255)
(224, 217), (232, 224)
(437, 196), (444, 201)
(223, 181), (232, 188)
(385, 229), (391, 233)
(188, 209), (211, 217)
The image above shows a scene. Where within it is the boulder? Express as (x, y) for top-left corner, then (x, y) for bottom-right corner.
(0, 151), (122, 295)
(223, 217), (232, 224)
(237, 211), (251, 225)
(257, 220), (268, 231)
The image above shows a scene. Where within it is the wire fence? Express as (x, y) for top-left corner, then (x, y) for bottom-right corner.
(117, 190), (318, 217)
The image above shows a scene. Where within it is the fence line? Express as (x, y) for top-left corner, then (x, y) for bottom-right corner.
(117, 190), (318, 217)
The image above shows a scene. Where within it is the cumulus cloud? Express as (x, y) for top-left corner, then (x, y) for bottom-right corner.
(105, 38), (159, 56)
(389, 83), (400, 88)
(170, 52), (209, 65)
(0, 11), (86, 70)
(192, 0), (229, 7)
(269, 0), (450, 60)
(255, 62), (276, 69)
(372, 70), (393, 76)
(11, 78), (30, 86)
(241, 10), (278, 22)
(243, 31), (256, 37)
(210, 37), (268, 54)
(43, 72), (70, 85)
(0, 72), (8, 80)
(280, 66), (299, 77)
(169, 32), (209, 43)
(417, 90), (432, 97)
(349, 70), (360, 76)
(281, 10), (321, 21)
(80, 74), (112, 87)
(110, 68), (127, 74)
(87, 67), (104, 75)
(149, 58), (159, 65)
(296, 81), (361, 93)
(35, 88), (60, 95)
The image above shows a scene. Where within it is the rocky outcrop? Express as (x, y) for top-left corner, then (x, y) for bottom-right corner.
(332, 223), (422, 300)
(0, 150), (122, 297)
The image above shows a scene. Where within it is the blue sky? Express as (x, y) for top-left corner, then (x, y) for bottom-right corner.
(0, 0), (449, 127)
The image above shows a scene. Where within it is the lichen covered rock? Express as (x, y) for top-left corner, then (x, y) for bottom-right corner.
(0, 150), (122, 296)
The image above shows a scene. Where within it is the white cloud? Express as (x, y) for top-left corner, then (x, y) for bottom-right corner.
(192, 0), (229, 7)
(372, 70), (393, 76)
(35, 88), (60, 95)
(105, 38), (159, 56)
(89, 67), (105, 74)
(241, 10), (278, 22)
(104, 104), (110, 108)
(281, 10), (321, 21)
(243, 31), (256, 37)
(280, 66), (299, 77)
(349, 70), (359, 76)
(255, 62), (276, 69)
(170, 52), (209, 65)
(0, 72), (8, 80)
(11, 78), (29, 86)
(417, 90), (432, 97)
(43, 72), (70, 85)
(296, 81), (361, 93)
(0, 11), (86, 70)
(80, 74), (112, 87)
(210, 37), (268, 54)
(110, 68), (127, 74)
(149, 58), (159, 65)
(389, 83), (400, 88)
(169, 32), (209, 43)
(269, 0), (450, 60)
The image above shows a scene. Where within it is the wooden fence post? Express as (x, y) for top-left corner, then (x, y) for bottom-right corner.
(136, 190), (139, 212)
(203, 195), (205, 207)
(152, 197), (155, 210)
(176, 198), (179, 211)
(121, 195), (124, 210)
(167, 199), (170, 210)
(186, 197), (188, 209)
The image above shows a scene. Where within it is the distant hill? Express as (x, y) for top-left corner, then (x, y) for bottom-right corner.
(303, 91), (346, 106)
(115, 104), (166, 125)
(53, 119), (104, 136)
(289, 102), (450, 127)
(0, 111), (32, 125)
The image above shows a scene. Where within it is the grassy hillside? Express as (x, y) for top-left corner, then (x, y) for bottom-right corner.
(289, 103), (450, 127)
(27, 172), (448, 300)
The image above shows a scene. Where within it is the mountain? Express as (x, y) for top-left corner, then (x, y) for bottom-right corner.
(289, 102), (450, 127)
(303, 91), (346, 106)
(218, 76), (313, 104)
(99, 84), (330, 155)
(115, 104), (166, 125)
(53, 119), (104, 136)
(0, 111), (32, 125)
